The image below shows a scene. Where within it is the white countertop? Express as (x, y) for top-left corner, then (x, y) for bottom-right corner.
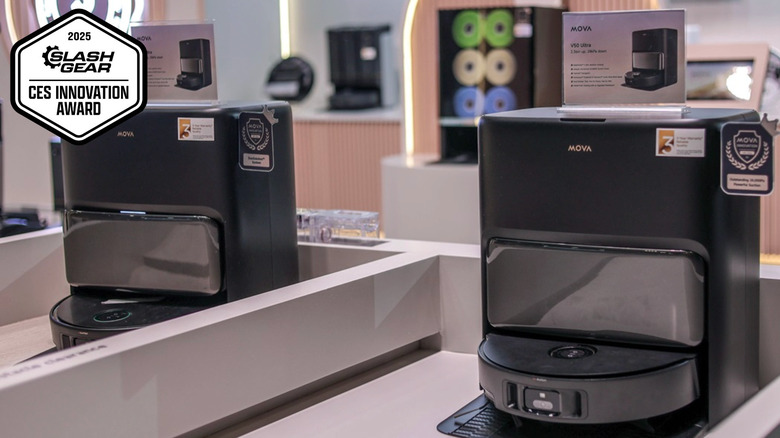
(235, 351), (480, 438)
(0, 315), (54, 368)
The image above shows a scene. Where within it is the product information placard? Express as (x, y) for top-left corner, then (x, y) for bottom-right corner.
(130, 22), (218, 102)
(562, 10), (686, 105)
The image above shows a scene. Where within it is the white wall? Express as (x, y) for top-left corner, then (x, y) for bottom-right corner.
(0, 55), (56, 209)
(203, 0), (282, 102)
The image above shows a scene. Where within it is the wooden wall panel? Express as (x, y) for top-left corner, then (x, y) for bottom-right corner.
(292, 120), (402, 226)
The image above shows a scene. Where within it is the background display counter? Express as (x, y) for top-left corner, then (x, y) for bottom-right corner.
(381, 154), (479, 244)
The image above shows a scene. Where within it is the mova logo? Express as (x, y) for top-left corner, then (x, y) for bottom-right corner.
(735, 136), (759, 145)
(570, 25), (592, 32)
(43, 45), (115, 73)
(117, 131), (134, 137)
(568, 144), (592, 152)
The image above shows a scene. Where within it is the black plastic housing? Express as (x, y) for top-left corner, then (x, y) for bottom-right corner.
(478, 107), (759, 427)
(51, 102), (298, 348)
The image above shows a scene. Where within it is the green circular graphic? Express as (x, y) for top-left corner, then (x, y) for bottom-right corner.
(452, 10), (484, 48)
(485, 9), (514, 48)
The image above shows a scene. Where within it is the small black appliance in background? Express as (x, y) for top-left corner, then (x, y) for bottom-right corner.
(176, 38), (213, 91)
(266, 56), (315, 102)
(624, 28), (678, 91)
(49, 102), (299, 349)
(327, 25), (396, 110)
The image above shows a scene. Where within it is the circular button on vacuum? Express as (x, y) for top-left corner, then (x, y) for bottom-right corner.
(93, 309), (132, 323)
(550, 345), (596, 359)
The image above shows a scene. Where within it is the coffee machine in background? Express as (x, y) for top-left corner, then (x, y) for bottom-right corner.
(327, 25), (396, 110)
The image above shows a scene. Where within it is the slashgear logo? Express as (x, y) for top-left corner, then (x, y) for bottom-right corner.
(10, 9), (146, 145)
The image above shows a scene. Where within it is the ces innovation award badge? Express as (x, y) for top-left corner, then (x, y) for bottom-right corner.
(10, 9), (146, 144)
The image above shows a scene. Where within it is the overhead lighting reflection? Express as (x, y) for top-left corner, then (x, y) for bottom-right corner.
(402, 0), (420, 164)
(279, 0), (290, 59)
(726, 66), (753, 101)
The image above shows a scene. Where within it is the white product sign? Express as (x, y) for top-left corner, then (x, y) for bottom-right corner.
(562, 10), (686, 106)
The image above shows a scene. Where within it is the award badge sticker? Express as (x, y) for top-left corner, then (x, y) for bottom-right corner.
(721, 114), (778, 196)
(239, 107), (278, 172)
(10, 9), (147, 145)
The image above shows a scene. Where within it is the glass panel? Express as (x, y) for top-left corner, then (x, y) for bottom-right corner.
(180, 58), (203, 74)
(486, 239), (705, 346)
(64, 211), (222, 295)
(633, 52), (664, 70)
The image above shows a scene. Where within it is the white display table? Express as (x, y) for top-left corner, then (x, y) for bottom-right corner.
(0, 230), (779, 437)
(237, 351), (480, 438)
